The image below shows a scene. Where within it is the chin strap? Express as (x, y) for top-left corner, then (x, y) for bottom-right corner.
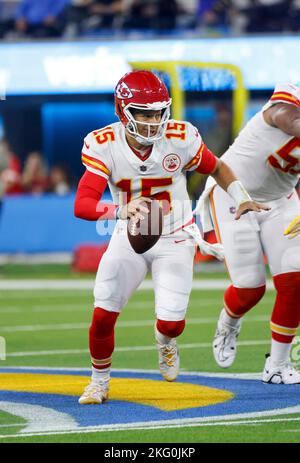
(182, 223), (225, 261)
(135, 135), (154, 147)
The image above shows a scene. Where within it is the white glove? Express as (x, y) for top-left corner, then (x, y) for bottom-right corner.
(284, 214), (300, 239)
(183, 223), (225, 261)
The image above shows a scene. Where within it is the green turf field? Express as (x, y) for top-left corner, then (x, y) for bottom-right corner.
(0, 265), (299, 443)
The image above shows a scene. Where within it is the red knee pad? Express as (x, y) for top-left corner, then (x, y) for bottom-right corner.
(271, 272), (300, 342)
(224, 285), (266, 317)
(89, 307), (119, 339)
(156, 319), (185, 338)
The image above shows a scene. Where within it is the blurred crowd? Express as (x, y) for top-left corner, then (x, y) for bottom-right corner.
(0, 0), (300, 40)
(0, 139), (73, 197)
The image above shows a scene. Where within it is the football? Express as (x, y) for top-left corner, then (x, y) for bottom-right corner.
(127, 199), (163, 254)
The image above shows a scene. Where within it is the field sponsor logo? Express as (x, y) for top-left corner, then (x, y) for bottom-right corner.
(1, 368), (300, 436)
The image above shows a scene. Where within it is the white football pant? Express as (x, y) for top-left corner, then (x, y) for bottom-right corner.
(94, 221), (196, 321)
(210, 186), (300, 287)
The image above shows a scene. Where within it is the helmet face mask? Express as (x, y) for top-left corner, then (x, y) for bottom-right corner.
(124, 102), (171, 146)
(115, 70), (171, 146)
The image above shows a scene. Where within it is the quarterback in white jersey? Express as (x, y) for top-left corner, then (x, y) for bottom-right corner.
(81, 119), (207, 236)
(199, 83), (300, 384)
(74, 70), (267, 405)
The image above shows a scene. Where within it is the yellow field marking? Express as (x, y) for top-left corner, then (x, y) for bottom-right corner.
(0, 373), (233, 412)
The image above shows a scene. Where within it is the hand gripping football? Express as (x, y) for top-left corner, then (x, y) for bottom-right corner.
(127, 199), (163, 254)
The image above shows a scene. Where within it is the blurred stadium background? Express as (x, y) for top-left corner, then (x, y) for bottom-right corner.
(0, 0), (299, 269)
(1, 0), (300, 444)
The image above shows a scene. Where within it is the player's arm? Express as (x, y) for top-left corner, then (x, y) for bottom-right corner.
(264, 103), (300, 138)
(185, 125), (269, 219)
(210, 159), (271, 219)
(74, 171), (150, 221)
(74, 170), (117, 221)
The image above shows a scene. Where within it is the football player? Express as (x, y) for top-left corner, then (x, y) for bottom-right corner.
(197, 82), (300, 384)
(74, 70), (268, 404)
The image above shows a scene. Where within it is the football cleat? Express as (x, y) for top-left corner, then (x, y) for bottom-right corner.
(78, 382), (109, 404)
(262, 354), (300, 384)
(156, 338), (179, 382)
(213, 309), (242, 368)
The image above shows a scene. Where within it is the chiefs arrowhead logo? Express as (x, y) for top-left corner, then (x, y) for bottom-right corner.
(162, 153), (181, 172)
(116, 82), (133, 99)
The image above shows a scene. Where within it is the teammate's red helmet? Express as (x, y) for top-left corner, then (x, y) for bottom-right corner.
(114, 70), (171, 145)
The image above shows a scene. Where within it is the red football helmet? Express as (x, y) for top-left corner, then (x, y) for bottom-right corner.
(115, 70), (171, 145)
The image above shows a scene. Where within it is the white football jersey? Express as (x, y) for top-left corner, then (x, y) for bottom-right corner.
(81, 120), (216, 235)
(221, 83), (300, 202)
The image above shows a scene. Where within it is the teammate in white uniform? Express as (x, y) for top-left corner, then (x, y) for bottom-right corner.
(75, 70), (267, 404)
(200, 83), (300, 384)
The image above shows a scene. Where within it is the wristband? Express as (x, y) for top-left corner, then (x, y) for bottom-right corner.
(227, 180), (252, 206)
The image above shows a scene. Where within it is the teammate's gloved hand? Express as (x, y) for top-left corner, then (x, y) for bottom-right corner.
(284, 214), (300, 239)
(183, 223), (225, 261)
(118, 197), (151, 221)
(235, 200), (271, 220)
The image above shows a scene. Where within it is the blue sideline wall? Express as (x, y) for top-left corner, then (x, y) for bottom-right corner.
(0, 193), (112, 253)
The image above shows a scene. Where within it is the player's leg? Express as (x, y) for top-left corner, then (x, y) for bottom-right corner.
(210, 186), (266, 368)
(79, 228), (148, 404)
(151, 234), (195, 381)
(260, 193), (300, 384)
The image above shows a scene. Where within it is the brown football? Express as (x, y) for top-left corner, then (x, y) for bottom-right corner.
(127, 199), (163, 254)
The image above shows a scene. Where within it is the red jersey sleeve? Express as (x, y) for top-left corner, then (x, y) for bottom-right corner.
(194, 144), (218, 174)
(184, 141), (218, 175)
(182, 123), (218, 175)
(74, 170), (117, 221)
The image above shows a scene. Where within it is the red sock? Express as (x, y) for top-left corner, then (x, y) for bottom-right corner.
(89, 307), (119, 369)
(271, 272), (300, 343)
(224, 284), (266, 318)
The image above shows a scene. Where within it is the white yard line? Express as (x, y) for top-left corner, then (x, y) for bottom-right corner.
(0, 315), (269, 333)
(0, 279), (275, 291)
(280, 429), (300, 433)
(5, 339), (270, 357)
(0, 415), (300, 439)
(0, 297), (276, 314)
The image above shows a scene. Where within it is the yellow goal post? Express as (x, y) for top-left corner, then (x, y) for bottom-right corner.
(129, 61), (249, 138)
